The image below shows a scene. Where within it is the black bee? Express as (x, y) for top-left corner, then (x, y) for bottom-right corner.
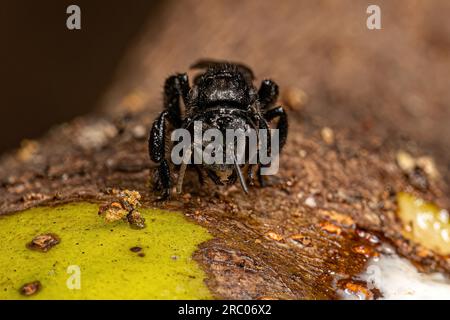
(149, 59), (288, 199)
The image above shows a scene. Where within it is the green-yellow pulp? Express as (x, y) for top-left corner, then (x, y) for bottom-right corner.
(397, 192), (450, 256)
(0, 202), (213, 299)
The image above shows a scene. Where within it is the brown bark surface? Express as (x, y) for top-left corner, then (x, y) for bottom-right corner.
(1, 0), (450, 299)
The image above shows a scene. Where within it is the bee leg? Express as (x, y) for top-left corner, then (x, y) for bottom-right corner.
(206, 170), (224, 186)
(157, 160), (171, 200)
(149, 111), (173, 200)
(258, 79), (279, 110)
(190, 59), (255, 84)
(246, 164), (255, 186)
(257, 167), (266, 187)
(149, 74), (190, 200)
(256, 106), (288, 188)
(163, 73), (190, 127)
(227, 170), (237, 185)
(263, 106), (288, 151)
(194, 166), (205, 185)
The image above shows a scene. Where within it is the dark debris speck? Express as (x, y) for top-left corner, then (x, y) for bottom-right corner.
(26, 233), (60, 252)
(19, 281), (41, 296)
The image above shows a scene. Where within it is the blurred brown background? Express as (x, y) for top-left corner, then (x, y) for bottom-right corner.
(1, 0), (450, 169)
(0, 0), (159, 153)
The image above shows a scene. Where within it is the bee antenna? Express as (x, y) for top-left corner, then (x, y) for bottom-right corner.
(233, 155), (248, 194)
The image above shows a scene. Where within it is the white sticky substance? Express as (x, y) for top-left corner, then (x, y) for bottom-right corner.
(360, 253), (450, 300)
